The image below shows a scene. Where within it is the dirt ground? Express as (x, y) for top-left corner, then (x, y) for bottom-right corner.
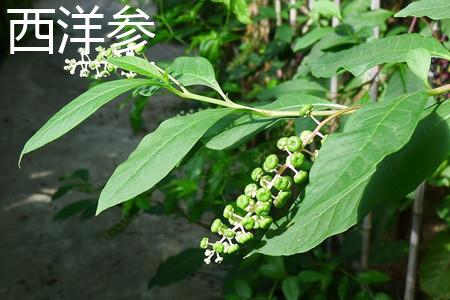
(0, 0), (221, 299)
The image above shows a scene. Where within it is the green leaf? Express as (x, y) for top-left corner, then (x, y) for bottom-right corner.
(97, 109), (232, 215)
(258, 79), (326, 100)
(437, 196), (450, 225)
(406, 48), (431, 85)
(168, 56), (224, 96)
(420, 232), (450, 299)
(108, 56), (161, 79)
(232, 0), (251, 24)
(275, 25), (294, 44)
(206, 94), (329, 150)
(234, 279), (252, 299)
(381, 64), (425, 101)
(297, 270), (325, 283)
(148, 248), (204, 288)
(259, 257), (286, 279)
(395, 0), (450, 20)
(357, 270), (390, 284)
(254, 92), (429, 256)
(20, 79), (149, 164)
(282, 276), (301, 300)
(312, 0), (342, 19)
(53, 199), (95, 221)
(293, 27), (333, 52)
(312, 34), (450, 78)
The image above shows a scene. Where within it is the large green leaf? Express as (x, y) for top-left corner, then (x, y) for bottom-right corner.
(20, 79), (149, 164)
(406, 48), (431, 84)
(395, 0), (450, 20)
(293, 27), (333, 52)
(311, 34), (450, 78)
(254, 92), (429, 256)
(206, 94), (329, 150)
(148, 248), (204, 288)
(96, 108), (232, 214)
(108, 56), (161, 79)
(420, 232), (450, 299)
(257, 79), (326, 101)
(168, 56), (224, 95)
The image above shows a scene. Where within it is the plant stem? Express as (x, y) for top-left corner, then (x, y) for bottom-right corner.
(404, 182), (425, 300)
(428, 83), (450, 96)
(309, 106), (361, 139)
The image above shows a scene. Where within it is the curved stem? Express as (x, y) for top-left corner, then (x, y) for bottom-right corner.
(428, 83), (450, 96)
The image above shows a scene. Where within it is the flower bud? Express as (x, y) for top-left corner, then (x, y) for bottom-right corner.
(299, 104), (313, 117)
(200, 237), (209, 249)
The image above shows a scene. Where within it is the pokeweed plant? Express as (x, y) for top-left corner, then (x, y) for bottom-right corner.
(19, 1), (450, 295)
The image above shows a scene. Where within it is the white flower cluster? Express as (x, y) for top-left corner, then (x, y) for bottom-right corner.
(64, 44), (139, 79)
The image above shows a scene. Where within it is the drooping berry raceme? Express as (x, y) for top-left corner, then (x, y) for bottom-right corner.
(200, 129), (320, 264)
(64, 43), (143, 79)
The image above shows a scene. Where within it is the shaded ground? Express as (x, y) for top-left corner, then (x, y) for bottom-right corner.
(0, 0), (221, 299)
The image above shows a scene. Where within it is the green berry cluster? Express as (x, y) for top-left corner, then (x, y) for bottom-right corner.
(201, 132), (315, 264)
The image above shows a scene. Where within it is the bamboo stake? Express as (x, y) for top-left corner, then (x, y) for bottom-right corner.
(289, 0), (297, 27)
(404, 183), (426, 300)
(275, 0), (282, 26)
(361, 0), (380, 271)
(329, 0), (340, 102)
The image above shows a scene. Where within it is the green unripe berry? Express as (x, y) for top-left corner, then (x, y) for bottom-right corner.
(277, 137), (288, 150)
(127, 42), (137, 50)
(294, 170), (308, 184)
(273, 191), (292, 208)
(200, 237), (209, 249)
(256, 188), (272, 202)
(251, 167), (264, 181)
(274, 176), (293, 191)
(255, 201), (271, 216)
(211, 219), (223, 233)
(289, 152), (305, 168)
(223, 204), (234, 219)
(226, 244), (240, 254)
(213, 241), (225, 253)
(260, 175), (273, 188)
(300, 130), (313, 145)
(299, 104), (313, 117)
(223, 229), (235, 238)
(244, 183), (258, 197)
(259, 216), (273, 229)
(242, 216), (255, 230)
(236, 195), (250, 209)
(263, 154), (279, 172)
(237, 232), (254, 244)
(287, 136), (302, 152)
